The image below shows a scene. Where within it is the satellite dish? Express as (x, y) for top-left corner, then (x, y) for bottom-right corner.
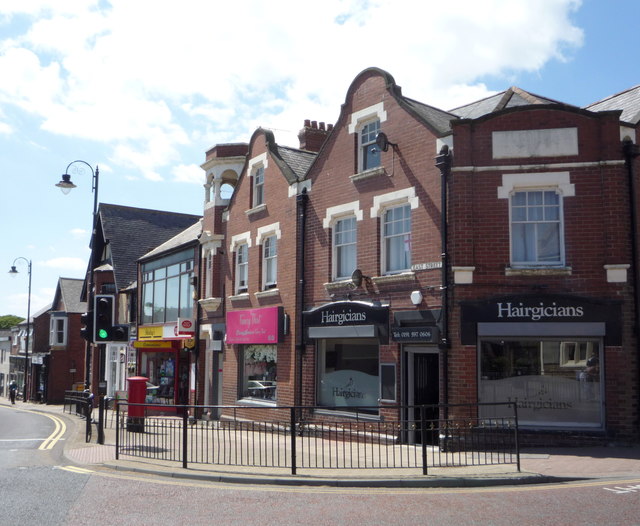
(351, 268), (363, 288)
(375, 132), (390, 152)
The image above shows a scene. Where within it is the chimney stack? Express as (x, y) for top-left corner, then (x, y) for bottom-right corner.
(298, 119), (333, 152)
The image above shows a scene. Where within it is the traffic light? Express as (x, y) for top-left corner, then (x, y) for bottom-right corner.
(80, 310), (94, 342)
(111, 324), (129, 342)
(93, 294), (129, 342)
(94, 294), (114, 342)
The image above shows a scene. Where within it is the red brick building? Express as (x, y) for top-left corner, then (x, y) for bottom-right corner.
(300, 68), (454, 434)
(198, 70), (640, 444)
(218, 127), (320, 413)
(44, 278), (85, 403)
(448, 87), (640, 442)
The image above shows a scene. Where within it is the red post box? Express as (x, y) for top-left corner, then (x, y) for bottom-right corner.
(126, 376), (148, 432)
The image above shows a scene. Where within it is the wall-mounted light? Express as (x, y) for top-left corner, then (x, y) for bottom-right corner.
(410, 290), (423, 306)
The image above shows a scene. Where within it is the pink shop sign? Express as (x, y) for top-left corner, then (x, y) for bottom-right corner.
(226, 306), (283, 344)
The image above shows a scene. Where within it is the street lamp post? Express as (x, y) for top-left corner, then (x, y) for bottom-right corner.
(56, 161), (99, 389)
(56, 160), (105, 444)
(9, 257), (32, 402)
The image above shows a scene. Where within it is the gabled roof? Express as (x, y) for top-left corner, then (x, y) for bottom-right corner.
(96, 204), (202, 291)
(276, 145), (316, 180)
(140, 219), (202, 261)
(450, 87), (566, 120)
(585, 85), (640, 125)
(53, 277), (86, 314)
(400, 97), (459, 136)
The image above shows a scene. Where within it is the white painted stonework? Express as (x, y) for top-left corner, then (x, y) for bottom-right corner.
(492, 128), (578, 159)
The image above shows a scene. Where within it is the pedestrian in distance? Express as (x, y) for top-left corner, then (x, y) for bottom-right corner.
(9, 380), (18, 404)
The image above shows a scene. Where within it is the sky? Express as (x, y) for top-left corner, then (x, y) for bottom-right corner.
(1, 0), (638, 319)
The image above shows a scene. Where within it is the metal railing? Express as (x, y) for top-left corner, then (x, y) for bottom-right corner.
(115, 402), (519, 475)
(63, 390), (94, 442)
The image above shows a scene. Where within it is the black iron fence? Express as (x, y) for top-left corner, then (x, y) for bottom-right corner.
(114, 402), (519, 475)
(63, 389), (94, 442)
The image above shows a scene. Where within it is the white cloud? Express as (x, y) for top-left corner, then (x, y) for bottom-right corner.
(42, 256), (87, 271)
(0, 0), (584, 180)
(173, 163), (203, 185)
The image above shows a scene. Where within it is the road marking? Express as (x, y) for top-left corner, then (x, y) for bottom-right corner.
(57, 466), (95, 474)
(5, 406), (68, 450)
(39, 413), (66, 450)
(0, 438), (53, 442)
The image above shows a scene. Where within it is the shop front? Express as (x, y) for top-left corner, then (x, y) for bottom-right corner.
(304, 301), (389, 415)
(226, 306), (284, 403)
(460, 294), (621, 431)
(391, 310), (442, 442)
(135, 321), (196, 408)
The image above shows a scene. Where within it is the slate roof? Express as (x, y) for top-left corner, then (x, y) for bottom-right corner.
(56, 278), (86, 314)
(140, 219), (202, 260)
(450, 87), (565, 120)
(585, 85), (640, 125)
(97, 204), (202, 291)
(401, 97), (459, 136)
(276, 145), (317, 180)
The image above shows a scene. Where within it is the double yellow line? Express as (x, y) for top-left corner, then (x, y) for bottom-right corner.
(38, 413), (66, 450)
(8, 406), (68, 450)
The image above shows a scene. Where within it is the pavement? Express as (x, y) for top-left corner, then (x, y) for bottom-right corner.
(5, 398), (640, 488)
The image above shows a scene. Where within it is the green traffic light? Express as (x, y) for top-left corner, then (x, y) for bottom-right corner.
(98, 328), (108, 339)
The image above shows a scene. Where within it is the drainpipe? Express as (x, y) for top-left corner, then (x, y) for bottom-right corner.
(435, 145), (452, 416)
(295, 187), (309, 410)
(623, 137), (640, 437)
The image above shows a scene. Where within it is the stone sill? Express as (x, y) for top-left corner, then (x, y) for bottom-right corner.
(324, 280), (355, 294)
(229, 293), (250, 302)
(349, 166), (387, 182)
(199, 297), (222, 314)
(245, 204), (267, 216)
(505, 266), (572, 277)
(371, 271), (416, 286)
(254, 288), (280, 299)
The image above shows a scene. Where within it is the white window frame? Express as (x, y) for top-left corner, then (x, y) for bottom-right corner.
(382, 203), (412, 275)
(262, 235), (278, 289)
(253, 166), (265, 206)
(255, 222), (282, 291)
(333, 216), (358, 280)
(370, 188), (418, 275)
(348, 103), (387, 174)
(247, 153), (268, 209)
(510, 189), (563, 266)
(360, 119), (381, 172)
(235, 244), (249, 294)
(49, 314), (68, 346)
(498, 172), (575, 268)
(323, 201), (363, 281)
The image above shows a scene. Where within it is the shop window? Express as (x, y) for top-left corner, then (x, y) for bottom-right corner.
(141, 249), (195, 324)
(317, 338), (379, 414)
(380, 363), (396, 402)
(382, 204), (411, 274)
(140, 351), (178, 404)
(511, 190), (563, 265)
(241, 345), (277, 402)
(49, 314), (67, 346)
(479, 338), (602, 428)
(333, 216), (357, 280)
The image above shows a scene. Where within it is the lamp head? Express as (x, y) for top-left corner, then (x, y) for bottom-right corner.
(8, 265), (18, 277)
(55, 173), (77, 195)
